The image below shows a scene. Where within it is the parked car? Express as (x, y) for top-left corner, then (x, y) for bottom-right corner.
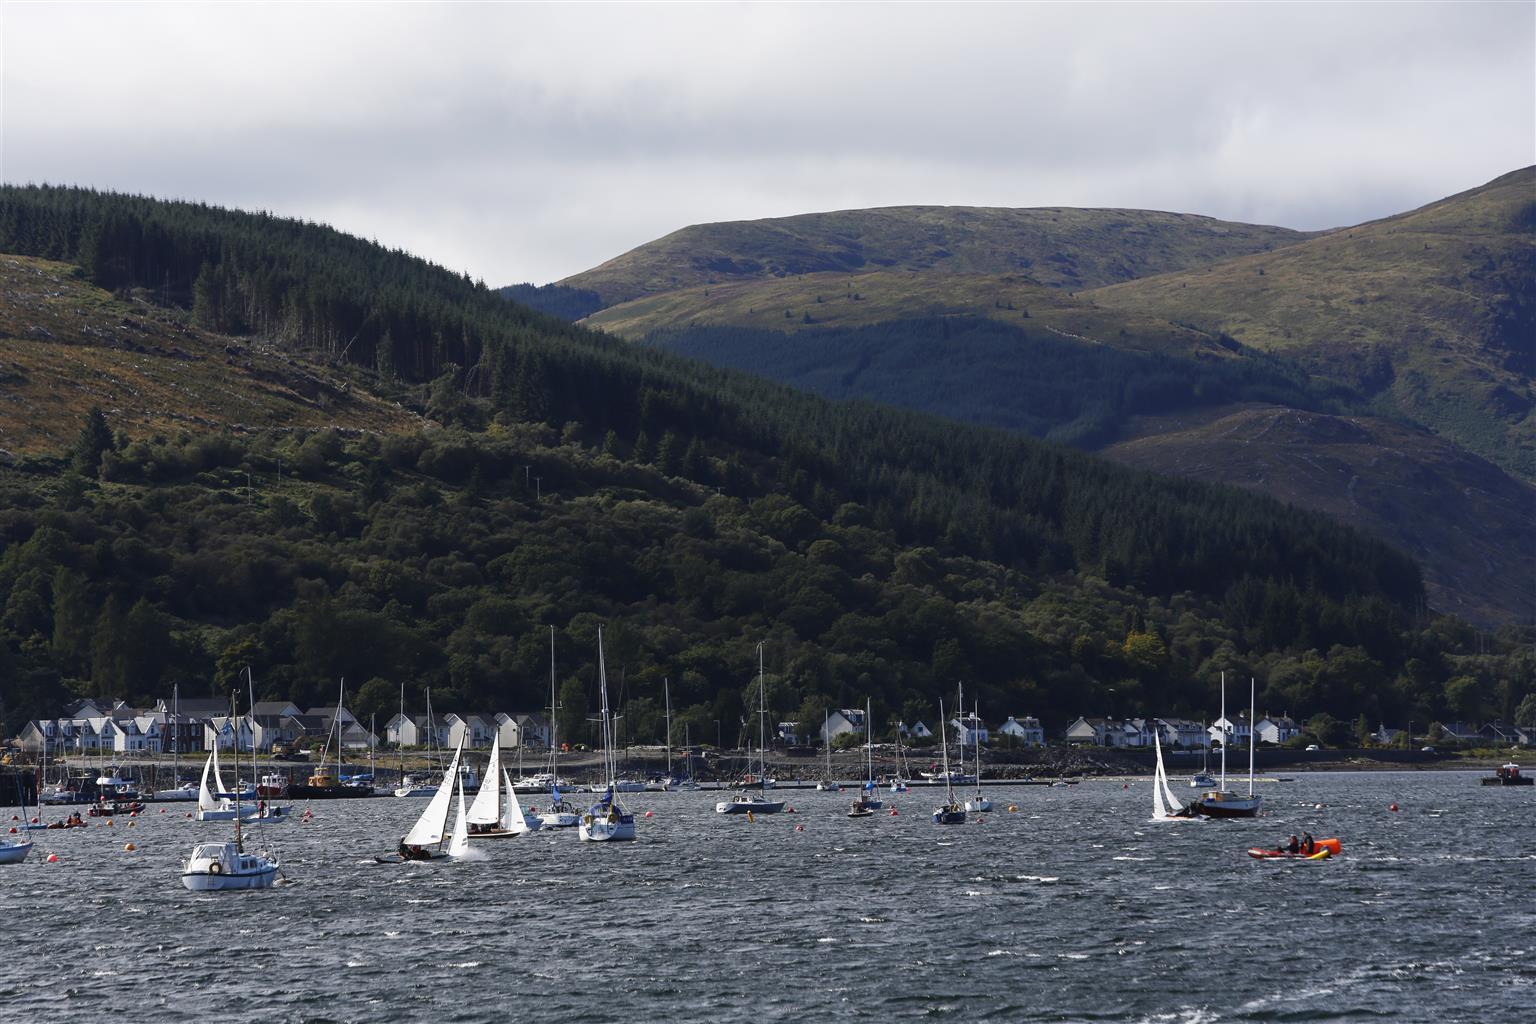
(1305, 744), (1320, 751)
(1421, 745), (1437, 753)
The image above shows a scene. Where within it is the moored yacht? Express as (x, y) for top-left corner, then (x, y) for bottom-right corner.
(579, 628), (636, 842)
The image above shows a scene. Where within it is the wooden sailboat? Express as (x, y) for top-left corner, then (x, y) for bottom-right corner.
(288, 680), (372, 799)
(716, 642), (785, 815)
(579, 627), (637, 842)
(1196, 673), (1262, 818)
(932, 698), (966, 825)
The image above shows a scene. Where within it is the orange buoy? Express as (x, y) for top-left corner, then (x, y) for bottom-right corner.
(794, 824), (805, 832)
(644, 810), (654, 818)
(47, 854), (59, 863)
(889, 809), (898, 816)
(1008, 804), (1018, 813)
(123, 842), (135, 851)
(106, 819), (114, 827)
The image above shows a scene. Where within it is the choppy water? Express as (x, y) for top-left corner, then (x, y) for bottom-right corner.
(2, 772), (1532, 1023)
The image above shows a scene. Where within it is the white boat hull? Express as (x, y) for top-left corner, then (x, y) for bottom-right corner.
(578, 815), (636, 842)
(538, 811), (580, 828)
(966, 797), (992, 812)
(180, 866), (278, 891)
(0, 842), (34, 864)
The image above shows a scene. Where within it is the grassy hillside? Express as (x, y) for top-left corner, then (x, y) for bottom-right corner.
(0, 255), (420, 457)
(1104, 405), (1536, 627)
(563, 206), (1317, 307)
(585, 269), (1229, 359)
(1089, 167), (1536, 481)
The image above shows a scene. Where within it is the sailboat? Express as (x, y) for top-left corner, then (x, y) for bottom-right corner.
(1151, 730), (1197, 820)
(394, 688), (439, 797)
(816, 710), (841, 792)
(964, 699), (991, 813)
(538, 628), (581, 827)
(379, 735), (469, 861)
(181, 693), (280, 890)
(1190, 721), (1216, 788)
(889, 724), (910, 792)
(1195, 674), (1262, 818)
(579, 627), (637, 842)
(465, 734), (541, 837)
(932, 699), (966, 825)
(715, 642), (786, 815)
(288, 680), (372, 799)
(851, 699), (883, 813)
(1, 772), (33, 864)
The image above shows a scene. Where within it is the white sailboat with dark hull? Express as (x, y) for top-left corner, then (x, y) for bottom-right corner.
(850, 699), (882, 813)
(579, 627), (636, 842)
(1151, 730), (1197, 820)
(466, 735), (540, 838)
(378, 735), (471, 862)
(1195, 674), (1262, 819)
(716, 643), (785, 816)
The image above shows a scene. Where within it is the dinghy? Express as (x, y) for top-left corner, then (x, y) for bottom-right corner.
(1151, 731), (1197, 820)
(466, 735), (540, 838)
(377, 735), (468, 862)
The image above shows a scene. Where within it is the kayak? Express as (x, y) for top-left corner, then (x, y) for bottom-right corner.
(1248, 838), (1341, 860)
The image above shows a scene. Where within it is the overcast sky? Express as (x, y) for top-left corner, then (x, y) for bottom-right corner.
(3, 2), (1532, 285)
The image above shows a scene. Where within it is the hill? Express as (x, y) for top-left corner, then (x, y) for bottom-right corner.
(2, 185), (1522, 745)
(0, 255), (420, 458)
(1089, 167), (1536, 482)
(562, 206), (1317, 308)
(1102, 405), (1536, 628)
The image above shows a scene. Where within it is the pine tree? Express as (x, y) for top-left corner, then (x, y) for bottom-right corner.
(71, 407), (115, 477)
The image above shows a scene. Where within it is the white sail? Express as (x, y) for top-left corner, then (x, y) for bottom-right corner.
(465, 734), (502, 826)
(211, 739), (231, 796)
(197, 752), (220, 813)
(499, 767), (535, 834)
(1159, 739), (1183, 810)
(447, 776), (470, 858)
(402, 736), (465, 848)
(1152, 732), (1171, 820)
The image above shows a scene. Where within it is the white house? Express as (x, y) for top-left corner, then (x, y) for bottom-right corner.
(905, 720), (933, 739)
(112, 716), (163, 753)
(444, 713), (496, 750)
(776, 722), (802, 745)
(205, 715), (256, 752)
(1209, 712), (1252, 749)
(1373, 723), (1403, 746)
(950, 712), (989, 747)
(1154, 718), (1208, 750)
(996, 715), (1045, 747)
(1255, 715), (1300, 745)
(820, 710), (862, 745)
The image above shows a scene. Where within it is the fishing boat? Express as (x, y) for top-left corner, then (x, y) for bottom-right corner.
(932, 698), (966, 825)
(1195, 674), (1262, 819)
(1151, 731), (1197, 820)
(579, 627), (637, 842)
(466, 735), (541, 837)
(1481, 763), (1534, 786)
(715, 643), (786, 816)
(181, 694), (280, 891)
(964, 694), (991, 813)
(288, 681), (373, 799)
(378, 735), (470, 862)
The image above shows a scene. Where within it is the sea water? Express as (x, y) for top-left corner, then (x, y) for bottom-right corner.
(1, 771), (1530, 1023)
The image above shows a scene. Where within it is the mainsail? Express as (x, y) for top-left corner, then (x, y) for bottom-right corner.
(402, 736), (465, 848)
(465, 734), (503, 827)
(197, 751), (220, 813)
(447, 776), (470, 858)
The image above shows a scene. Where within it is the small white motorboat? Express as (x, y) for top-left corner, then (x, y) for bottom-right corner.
(180, 841), (278, 891)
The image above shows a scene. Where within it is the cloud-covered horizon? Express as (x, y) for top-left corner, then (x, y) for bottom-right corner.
(3, 2), (1531, 284)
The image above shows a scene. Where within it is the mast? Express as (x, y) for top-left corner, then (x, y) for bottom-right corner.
(939, 698), (955, 805)
(335, 677), (347, 781)
(824, 710), (832, 780)
(247, 667), (258, 795)
(1248, 677), (1256, 798)
(597, 627), (614, 791)
(398, 682), (406, 784)
(231, 691), (243, 852)
(1219, 671), (1228, 791)
(757, 642), (767, 785)
(664, 678), (673, 781)
(865, 698), (873, 791)
(547, 626), (559, 783)
(974, 699), (983, 797)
